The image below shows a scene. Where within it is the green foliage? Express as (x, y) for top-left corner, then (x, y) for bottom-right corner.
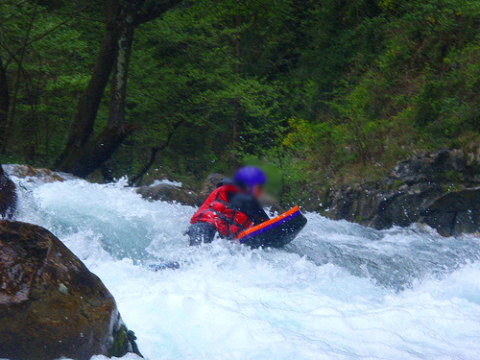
(0, 0), (103, 162)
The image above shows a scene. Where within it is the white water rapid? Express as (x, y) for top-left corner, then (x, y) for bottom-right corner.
(7, 170), (480, 360)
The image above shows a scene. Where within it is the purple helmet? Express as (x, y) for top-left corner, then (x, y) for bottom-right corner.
(234, 166), (266, 188)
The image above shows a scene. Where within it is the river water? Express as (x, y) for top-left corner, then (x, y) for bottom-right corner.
(7, 171), (480, 360)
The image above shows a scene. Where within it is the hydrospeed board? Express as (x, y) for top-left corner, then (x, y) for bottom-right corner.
(236, 206), (307, 248)
(150, 207), (307, 271)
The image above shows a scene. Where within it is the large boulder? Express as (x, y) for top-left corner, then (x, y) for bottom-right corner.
(0, 221), (142, 360)
(320, 149), (480, 236)
(0, 165), (16, 218)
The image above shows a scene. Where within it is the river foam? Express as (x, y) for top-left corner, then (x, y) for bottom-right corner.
(8, 173), (480, 360)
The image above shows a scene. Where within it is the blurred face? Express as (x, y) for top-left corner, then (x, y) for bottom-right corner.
(251, 184), (263, 199)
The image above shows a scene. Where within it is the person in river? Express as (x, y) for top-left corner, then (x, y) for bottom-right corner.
(187, 166), (270, 246)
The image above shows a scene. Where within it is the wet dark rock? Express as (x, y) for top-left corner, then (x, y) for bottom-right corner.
(390, 149), (476, 185)
(0, 221), (142, 360)
(137, 174), (224, 206)
(0, 164), (16, 218)
(201, 173), (225, 194)
(319, 150), (480, 236)
(421, 188), (480, 236)
(137, 183), (204, 206)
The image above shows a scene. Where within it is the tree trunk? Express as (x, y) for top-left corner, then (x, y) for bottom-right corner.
(57, 1), (143, 177)
(57, 123), (135, 177)
(109, 1), (141, 128)
(55, 0), (120, 170)
(55, 0), (184, 177)
(0, 55), (9, 153)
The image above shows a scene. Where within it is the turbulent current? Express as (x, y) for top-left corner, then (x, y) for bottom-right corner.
(7, 171), (480, 360)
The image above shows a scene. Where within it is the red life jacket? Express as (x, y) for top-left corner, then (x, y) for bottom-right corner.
(190, 184), (253, 239)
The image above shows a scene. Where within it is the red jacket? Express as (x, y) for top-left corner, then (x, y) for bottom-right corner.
(190, 184), (253, 238)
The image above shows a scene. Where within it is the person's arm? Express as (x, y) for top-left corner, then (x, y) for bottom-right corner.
(229, 193), (269, 225)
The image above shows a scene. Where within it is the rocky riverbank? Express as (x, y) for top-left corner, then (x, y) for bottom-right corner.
(307, 149), (480, 236)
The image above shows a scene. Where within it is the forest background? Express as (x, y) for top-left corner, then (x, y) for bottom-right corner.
(1, 0), (479, 205)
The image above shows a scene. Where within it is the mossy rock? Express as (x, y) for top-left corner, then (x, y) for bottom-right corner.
(109, 325), (142, 358)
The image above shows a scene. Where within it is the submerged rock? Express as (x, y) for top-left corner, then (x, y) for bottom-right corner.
(319, 149), (480, 236)
(0, 221), (142, 360)
(0, 164), (16, 218)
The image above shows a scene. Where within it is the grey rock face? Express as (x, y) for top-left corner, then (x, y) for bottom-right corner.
(322, 150), (480, 236)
